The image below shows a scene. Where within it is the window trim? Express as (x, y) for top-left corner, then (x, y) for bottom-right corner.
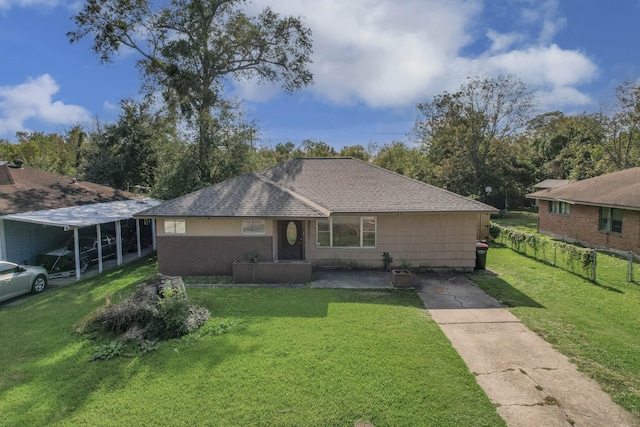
(242, 219), (266, 235)
(164, 219), (186, 235)
(316, 216), (377, 248)
(549, 200), (570, 216)
(599, 207), (623, 234)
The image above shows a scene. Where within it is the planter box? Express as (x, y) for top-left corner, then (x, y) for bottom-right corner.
(232, 261), (312, 284)
(391, 270), (413, 288)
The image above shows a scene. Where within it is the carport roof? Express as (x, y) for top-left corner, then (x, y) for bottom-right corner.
(1, 198), (161, 229)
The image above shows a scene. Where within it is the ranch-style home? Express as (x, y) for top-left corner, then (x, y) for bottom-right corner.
(527, 167), (640, 254)
(135, 157), (497, 278)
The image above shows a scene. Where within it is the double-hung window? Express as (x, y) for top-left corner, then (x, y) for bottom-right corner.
(164, 219), (186, 235)
(599, 208), (623, 233)
(316, 216), (376, 248)
(550, 201), (570, 215)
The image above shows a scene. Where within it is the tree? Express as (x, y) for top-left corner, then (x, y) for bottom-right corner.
(0, 130), (85, 176)
(339, 144), (371, 161)
(372, 141), (430, 181)
(604, 80), (640, 170)
(82, 99), (173, 193)
(298, 140), (335, 157)
(69, 0), (313, 186)
(527, 111), (606, 180)
(414, 75), (534, 198)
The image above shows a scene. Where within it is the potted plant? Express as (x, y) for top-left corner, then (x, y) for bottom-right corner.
(391, 258), (413, 288)
(382, 252), (393, 271)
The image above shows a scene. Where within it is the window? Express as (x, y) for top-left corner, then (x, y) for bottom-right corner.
(242, 219), (265, 235)
(316, 216), (376, 248)
(164, 219), (186, 235)
(599, 207), (623, 233)
(550, 201), (570, 215)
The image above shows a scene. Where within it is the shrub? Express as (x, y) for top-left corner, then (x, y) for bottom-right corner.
(81, 274), (211, 358)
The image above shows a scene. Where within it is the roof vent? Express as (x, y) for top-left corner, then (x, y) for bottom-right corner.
(12, 159), (24, 168)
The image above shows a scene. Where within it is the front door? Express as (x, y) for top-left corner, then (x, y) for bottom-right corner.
(278, 220), (303, 260)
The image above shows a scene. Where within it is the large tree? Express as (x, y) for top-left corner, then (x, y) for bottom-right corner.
(68, 0), (313, 187)
(82, 99), (171, 192)
(604, 80), (640, 171)
(414, 75), (534, 199)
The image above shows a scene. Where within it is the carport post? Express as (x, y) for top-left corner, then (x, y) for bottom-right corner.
(115, 220), (123, 266)
(73, 228), (81, 279)
(96, 224), (103, 273)
(151, 219), (157, 250)
(136, 219), (142, 257)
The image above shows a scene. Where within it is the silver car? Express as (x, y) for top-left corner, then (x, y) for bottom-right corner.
(0, 261), (48, 303)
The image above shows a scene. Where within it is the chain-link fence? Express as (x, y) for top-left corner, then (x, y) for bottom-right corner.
(490, 223), (638, 284)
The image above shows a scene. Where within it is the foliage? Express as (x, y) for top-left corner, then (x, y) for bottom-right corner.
(69, 0), (313, 189)
(471, 248), (640, 417)
(0, 126), (86, 176)
(414, 75), (534, 201)
(81, 98), (170, 193)
(245, 251), (260, 263)
(81, 275), (211, 354)
(372, 141), (430, 181)
(382, 252), (393, 264)
(89, 340), (125, 361)
(339, 144), (372, 161)
(490, 223), (594, 277)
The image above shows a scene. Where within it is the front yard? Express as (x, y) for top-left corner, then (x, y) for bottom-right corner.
(0, 258), (504, 426)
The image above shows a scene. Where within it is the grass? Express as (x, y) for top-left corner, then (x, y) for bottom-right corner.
(491, 210), (538, 232)
(471, 247), (640, 417)
(0, 258), (504, 426)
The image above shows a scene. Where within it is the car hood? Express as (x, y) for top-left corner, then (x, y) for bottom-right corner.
(41, 248), (73, 257)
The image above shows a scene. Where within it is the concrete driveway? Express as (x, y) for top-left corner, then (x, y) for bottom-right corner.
(415, 271), (638, 427)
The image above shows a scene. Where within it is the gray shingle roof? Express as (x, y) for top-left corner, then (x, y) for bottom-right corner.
(138, 158), (498, 218)
(527, 167), (640, 210)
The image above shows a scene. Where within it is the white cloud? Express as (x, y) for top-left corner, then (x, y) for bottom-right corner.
(239, 0), (598, 111)
(486, 30), (523, 53)
(0, 74), (91, 135)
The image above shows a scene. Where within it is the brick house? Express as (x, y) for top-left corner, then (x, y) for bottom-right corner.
(135, 157), (497, 276)
(527, 167), (640, 253)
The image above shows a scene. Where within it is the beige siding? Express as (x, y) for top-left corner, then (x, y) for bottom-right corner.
(157, 218), (274, 237)
(305, 213), (477, 270)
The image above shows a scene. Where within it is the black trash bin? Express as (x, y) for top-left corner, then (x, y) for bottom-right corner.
(475, 242), (489, 269)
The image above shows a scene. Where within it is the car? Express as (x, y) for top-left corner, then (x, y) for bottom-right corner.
(36, 235), (119, 274)
(0, 261), (48, 302)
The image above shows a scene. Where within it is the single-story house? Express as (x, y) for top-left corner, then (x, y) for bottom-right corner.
(526, 167), (640, 254)
(530, 179), (570, 209)
(0, 160), (158, 278)
(135, 157), (498, 277)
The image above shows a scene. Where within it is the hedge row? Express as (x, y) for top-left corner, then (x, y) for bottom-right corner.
(489, 223), (594, 278)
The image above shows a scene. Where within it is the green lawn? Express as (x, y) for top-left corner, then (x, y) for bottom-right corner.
(472, 247), (640, 417)
(491, 210), (538, 232)
(0, 258), (504, 426)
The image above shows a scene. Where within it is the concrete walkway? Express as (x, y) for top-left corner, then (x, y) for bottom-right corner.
(415, 272), (639, 427)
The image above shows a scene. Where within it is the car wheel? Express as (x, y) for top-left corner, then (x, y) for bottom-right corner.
(80, 258), (90, 273)
(31, 275), (47, 294)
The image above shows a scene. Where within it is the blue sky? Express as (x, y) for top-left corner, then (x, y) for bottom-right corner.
(1, 0), (639, 149)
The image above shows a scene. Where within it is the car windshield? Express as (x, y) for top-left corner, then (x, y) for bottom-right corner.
(65, 238), (95, 251)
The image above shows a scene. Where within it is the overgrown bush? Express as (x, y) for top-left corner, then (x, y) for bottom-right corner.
(81, 274), (210, 359)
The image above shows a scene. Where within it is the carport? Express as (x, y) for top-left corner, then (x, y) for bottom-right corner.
(1, 198), (160, 279)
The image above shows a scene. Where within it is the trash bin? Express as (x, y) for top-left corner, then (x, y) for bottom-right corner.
(475, 242), (489, 269)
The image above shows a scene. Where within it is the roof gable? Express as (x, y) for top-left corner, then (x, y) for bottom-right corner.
(527, 167), (640, 210)
(138, 158), (497, 218)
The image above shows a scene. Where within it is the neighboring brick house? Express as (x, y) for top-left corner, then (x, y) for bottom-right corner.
(527, 167), (640, 254)
(135, 157), (498, 276)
